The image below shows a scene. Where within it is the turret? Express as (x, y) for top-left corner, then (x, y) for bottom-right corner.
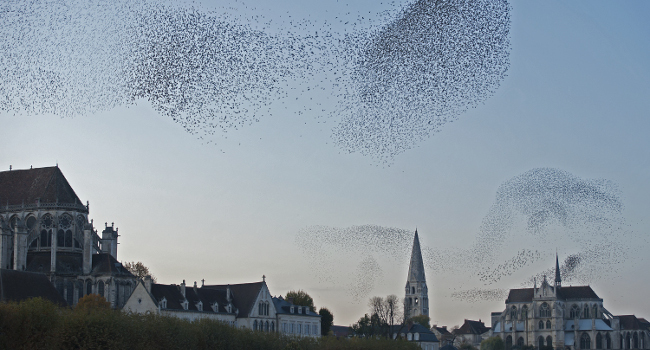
(100, 222), (119, 259)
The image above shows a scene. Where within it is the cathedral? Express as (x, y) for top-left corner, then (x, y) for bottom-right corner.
(405, 229), (429, 320)
(491, 255), (650, 350)
(0, 166), (137, 308)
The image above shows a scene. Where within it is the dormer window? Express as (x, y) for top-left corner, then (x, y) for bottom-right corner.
(290, 306), (294, 313)
(298, 307), (302, 314)
(160, 297), (167, 309)
(196, 301), (203, 312)
(212, 302), (219, 313)
(182, 300), (189, 310)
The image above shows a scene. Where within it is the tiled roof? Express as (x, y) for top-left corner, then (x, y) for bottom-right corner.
(203, 282), (263, 318)
(0, 166), (83, 207)
(91, 254), (134, 277)
(455, 319), (490, 335)
(0, 269), (67, 306)
(506, 286), (600, 303)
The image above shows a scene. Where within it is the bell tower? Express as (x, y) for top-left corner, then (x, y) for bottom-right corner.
(404, 229), (428, 320)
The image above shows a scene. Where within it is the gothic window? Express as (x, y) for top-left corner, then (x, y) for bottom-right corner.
(9, 216), (18, 231)
(506, 336), (513, 350)
(605, 333), (611, 349)
(596, 333), (603, 349)
(26, 216), (36, 231)
(64, 230), (72, 247)
(98, 281), (105, 297)
(547, 336), (553, 348)
(59, 215), (71, 229)
(522, 305), (528, 319)
(76, 280), (83, 303)
(517, 337), (525, 347)
(581, 333), (591, 350)
(571, 304), (580, 319)
(271, 322), (275, 332)
(66, 280), (74, 305)
(546, 320), (552, 329)
(640, 333), (644, 349)
(539, 321), (544, 330)
(265, 321), (269, 332)
(511, 306), (517, 320)
(259, 302), (263, 315)
(539, 336), (545, 349)
(254, 320), (258, 330)
(633, 333), (638, 349)
(415, 297), (419, 305)
(626, 333), (631, 349)
(86, 280), (92, 296)
(584, 305), (590, 319)
(57, 229), (65, 247)
(540, 302), (551, 317)
(42, 214), (53, 228)
(593, 305), (598, 318)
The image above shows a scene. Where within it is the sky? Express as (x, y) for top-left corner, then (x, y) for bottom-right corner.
(1, 0), (649, 328)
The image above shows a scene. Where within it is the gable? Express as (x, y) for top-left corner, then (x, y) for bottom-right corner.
(123, 282), (158, 313)
(0, 166), (83, 207)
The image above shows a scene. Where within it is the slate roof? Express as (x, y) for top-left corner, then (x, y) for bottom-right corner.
(150, 283), (232, 313)
(455, 319), (490, 335)
(91, 254), (134, 278)
(617, 315), (648, 330)
(272, 296), (320, 317)
(203, 281), (264, 318)
(506, 286), (600, 303)
(0, 269), (67, 306)
(391, 323), (439, 342)
(0, 166), (84, 209)
(330, 325), (353, 338)
(433, 326), (452, 336)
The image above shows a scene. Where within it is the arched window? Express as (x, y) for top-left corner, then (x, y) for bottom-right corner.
(259, 302), (263, 315)
(584, 305), (590, 319)
(571, 304), (580, 319)
(64, 230), (72, 247)
(254, 320), (258, 331)
(40, 230), (49, 247)
(596, 333), (603, 349)
(86, 280), (92, 296)
(522, 305), (528, 319)
(640, 333), (645, 349)
(626, 333), (631, 349)
(581, 333), (591, 350)
(539, 321), (544, 330)
(511, 306), (517, 320)
(506, 336), (513, 350)
(412, 287), (415, 294)
(66, 280), (74, 305)
(547, 336), (553, 348)
(633, 333), (638, 349)
(605, 333), (611, 349)
(98, 281), (105, 297)
(546, 320), (552, 329)
(593, 305), (598, 318)
(539, 336), (545, 349)
(540, 302), (551, 317)
(517, 337), (525, 347)
(265, 321), (269, 332)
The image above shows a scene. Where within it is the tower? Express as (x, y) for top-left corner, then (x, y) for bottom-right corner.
(404, 229), (428, 320)
(555, 253), (562, 288)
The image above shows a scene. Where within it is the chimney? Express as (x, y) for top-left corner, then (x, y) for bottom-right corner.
(181, 280), (186, 298)
(144, 275), (153, 293)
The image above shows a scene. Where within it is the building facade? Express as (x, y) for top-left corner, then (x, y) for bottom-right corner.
(491, 256), (650, 350)
(405, 229), (429, 320)
(0, 166), (137, 308)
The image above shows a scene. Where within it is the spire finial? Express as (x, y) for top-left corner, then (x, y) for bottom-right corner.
(555, 252), (562, 287)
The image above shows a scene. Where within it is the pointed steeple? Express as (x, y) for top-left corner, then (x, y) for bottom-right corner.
(555, 253), (562, 287)
(407, 229), (426, 282)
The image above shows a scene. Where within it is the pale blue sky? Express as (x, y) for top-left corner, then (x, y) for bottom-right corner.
(1, 0), (649, 327)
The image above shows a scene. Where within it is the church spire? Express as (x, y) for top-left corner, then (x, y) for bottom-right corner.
(405, 229), (428, 320)
(555, 253), (562, 287)
(407, 229), (426, 282)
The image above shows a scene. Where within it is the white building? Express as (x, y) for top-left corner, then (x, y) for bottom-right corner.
(273, 296), (321, 337)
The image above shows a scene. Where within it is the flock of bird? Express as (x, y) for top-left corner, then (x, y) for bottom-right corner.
(1, 0), (510, 162)
(298, 168), (631, 303)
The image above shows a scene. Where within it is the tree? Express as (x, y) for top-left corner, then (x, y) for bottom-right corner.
(122, 261), (156, 282)
(76, 294), (111, 312)
(481, 336), (505, 350)
(408, 314), (431, 329)
(385, 294), (400, 329)
(319, 307), (334, 336)
(352, 314), (372, 337)
(460, 343), (478, 350)
(285, 290), (315, 312)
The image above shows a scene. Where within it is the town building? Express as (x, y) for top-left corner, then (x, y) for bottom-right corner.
(124, 276), (321, 336)
(405, 229), (429, 320)
(392, 323), (440, 350)
(491, 255), (650, 350)
(0, 166), (137, 308)
(453, 319), (491, 348)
